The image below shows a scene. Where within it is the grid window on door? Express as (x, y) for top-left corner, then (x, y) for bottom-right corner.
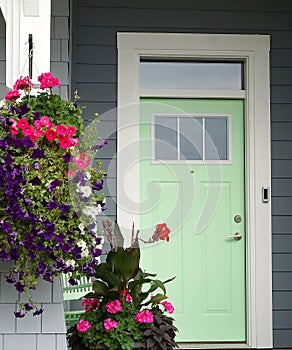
(153, 115), (230, 162)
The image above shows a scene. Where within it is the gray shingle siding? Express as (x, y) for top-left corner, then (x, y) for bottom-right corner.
(71, 1), (292, 348)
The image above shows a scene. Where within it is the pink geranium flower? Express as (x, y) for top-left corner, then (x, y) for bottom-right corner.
(77, 319), (92, 333)
(135, 309), (154, 324)
(82, 298), (100, 312)
(5, 89), (20, 102)
(38, 72), (60, 90)
(73, 153), (91, 169)
(106, 299), (122, 314)
(104, 318), (118, 331)
(13, 76), (33, 91)
(162, 301), (174, 314)
(126, 293), (133, 303)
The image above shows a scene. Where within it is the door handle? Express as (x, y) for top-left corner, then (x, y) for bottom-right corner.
(227, 232), (242, 241)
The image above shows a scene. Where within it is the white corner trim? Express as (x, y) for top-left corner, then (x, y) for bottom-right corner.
(2, 0), (51, 88)
(117, 33), (272, 348)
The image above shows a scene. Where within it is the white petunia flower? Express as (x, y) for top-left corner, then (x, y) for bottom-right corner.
(81, 248), (89, 258)
(78, 223), (85, 232)
(85, 171), (91, 180)
(65, 259), (76, 267)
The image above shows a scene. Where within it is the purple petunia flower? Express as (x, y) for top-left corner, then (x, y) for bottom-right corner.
(14, 282), (25, 293)
(33, 111), (41, 121)
(33, 308), (43, 316)
(59, 204), (70, 213)
(7, 232), (17, 243)
(1, 221), (12, 233)
(30, 177), (42, 186)
(24, 303), (34, 311)
(14, 310), (25, 318)
(92, 180), (104, 191)
(48, 201), (58, 210)
(62, 152), (71, 163)
(31, 149), (45, 159)
(33, 162), (39, 170)
(5, 275), (16, 284)
(48, 179), (61, 192)
(68, 277), (78, 286)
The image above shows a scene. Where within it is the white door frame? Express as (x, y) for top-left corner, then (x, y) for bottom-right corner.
(117, 33), (272, 349)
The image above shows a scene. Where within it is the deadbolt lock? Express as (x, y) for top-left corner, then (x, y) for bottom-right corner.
(234, 215), (242, 223)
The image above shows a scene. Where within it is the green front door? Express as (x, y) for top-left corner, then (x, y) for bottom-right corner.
(139, 98), (246, 342)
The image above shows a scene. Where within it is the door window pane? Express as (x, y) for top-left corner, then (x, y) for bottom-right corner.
(153, 115), (230, 162)
(154, 116), (177, 160)
(140, 61), (243, 90)
(205, 118), (228, 160)
(180, 117), (203, 160)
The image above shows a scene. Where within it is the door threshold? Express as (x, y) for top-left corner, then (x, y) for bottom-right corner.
(178, 343), (250, 349)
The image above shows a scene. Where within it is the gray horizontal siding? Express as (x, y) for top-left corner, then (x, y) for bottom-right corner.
(71, 1), (292, 348)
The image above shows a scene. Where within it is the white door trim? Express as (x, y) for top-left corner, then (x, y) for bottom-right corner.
(117, 33), (272, 349)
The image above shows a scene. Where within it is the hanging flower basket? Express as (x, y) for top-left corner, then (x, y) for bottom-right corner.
(0, 73), (107, 317)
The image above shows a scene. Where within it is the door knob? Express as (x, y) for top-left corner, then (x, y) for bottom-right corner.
(227, 232), (242, 241)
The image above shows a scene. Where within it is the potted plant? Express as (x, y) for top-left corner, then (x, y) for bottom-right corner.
(0, 73), (107, 317)
(67, 220), (178, 350)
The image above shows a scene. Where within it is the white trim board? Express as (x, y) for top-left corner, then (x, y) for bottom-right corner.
(0, 0), (51, 88)
(117, 33), (272, 349)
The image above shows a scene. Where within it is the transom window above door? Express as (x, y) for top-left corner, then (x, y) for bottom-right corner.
(140, 61), (244, 90)
(152, 114), (230, 163)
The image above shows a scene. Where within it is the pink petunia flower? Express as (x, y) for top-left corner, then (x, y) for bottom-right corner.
(16, 118), (29, 129)
(162, 301), (174, 314)
(40, 116), (51, 127)
(10, 126), (19, 135)
(46, 129), (57, 142)
(104, 318), (118, 331)
(71, 137), (78, 146)
(38, 72), (60, 90)
(33, 120), (42, 129)
(22, 125), (34, 136)
(77, 319), (92, 333)
(106, 299), (122, 314)
(135, 309), (154, 324)
(59, 136), (72, 149)
(56, 124), (67, 135)
(5, 89), (20, 102)
(66, 125), (76, 135)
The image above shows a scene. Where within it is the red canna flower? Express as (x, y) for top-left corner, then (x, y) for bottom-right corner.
(152, 223), (171, 242)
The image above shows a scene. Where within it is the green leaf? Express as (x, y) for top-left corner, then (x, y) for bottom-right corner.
(111, 247), (141, 285)
(92, 280), (109, 295)
(163, 276), (176, 284)
(93, 263), (121, 289)
(148, 279), (166, 295)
